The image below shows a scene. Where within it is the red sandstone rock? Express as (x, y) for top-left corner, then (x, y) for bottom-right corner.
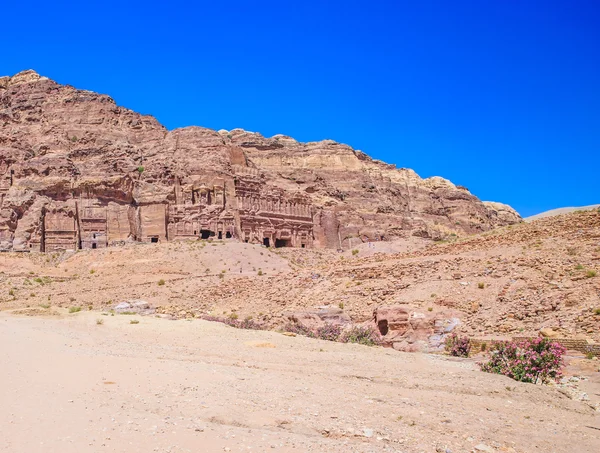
(0, 70), (520, 252)
(373, 305), (460, 352)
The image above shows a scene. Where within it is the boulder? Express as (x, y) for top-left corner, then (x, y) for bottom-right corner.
(373, 305), (460, 352)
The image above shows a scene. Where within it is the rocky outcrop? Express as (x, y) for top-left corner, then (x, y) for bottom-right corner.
(0, 70), (521, 251)
(372, 305), (460, 352)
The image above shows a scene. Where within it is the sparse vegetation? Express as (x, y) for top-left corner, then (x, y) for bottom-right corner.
(351, 249), (359, 256)
(130, 319), (139, 324)
(201, 315), (266, 331)
(586, 270), (597, 278)
(478, 282), (485, 289)
(39, 303), (50, 309)
(338, 302), (344, 309)
(69, 306), (82, 313)
(340, 326), (381, 346)
(96, 318), (104, 325)
(444, 333), (471, 357)
(315, 323), (343, 342)
(157, 279), (165, 286)
(282, 322), (316, 338)
(257, 269), (263, 276)
(480, 338), (566, 384)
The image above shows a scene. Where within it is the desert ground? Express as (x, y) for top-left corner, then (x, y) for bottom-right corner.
(1, 309), (599, 453)
(1, 210), (600, 452)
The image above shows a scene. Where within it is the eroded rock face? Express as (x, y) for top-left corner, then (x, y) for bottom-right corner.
(0, 70), (521, 251)
(284, 307), (351, 331)
(373, 305), (460, 352)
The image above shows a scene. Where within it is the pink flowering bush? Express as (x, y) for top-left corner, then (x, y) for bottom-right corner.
(444, 333), (471, 357)
(480, 338), (566, 384)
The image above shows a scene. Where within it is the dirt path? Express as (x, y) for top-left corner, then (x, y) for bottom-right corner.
(1, 311), (599, 453)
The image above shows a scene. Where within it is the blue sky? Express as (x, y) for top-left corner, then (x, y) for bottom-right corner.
(3, 1), (599, 217)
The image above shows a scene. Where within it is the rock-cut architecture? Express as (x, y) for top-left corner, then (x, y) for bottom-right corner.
(0, 70), (520, 252)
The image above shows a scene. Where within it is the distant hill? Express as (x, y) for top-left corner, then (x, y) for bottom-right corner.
(526, 204), (600, 222)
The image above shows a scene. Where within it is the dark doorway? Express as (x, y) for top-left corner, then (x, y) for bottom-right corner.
(92, 243), (97, 249)
(301, 244), (305, 248)
(263, 237), (270, 247)
(218, 231), (222, 239)
(200, 230), (212, 239)
(275, 239), (291, 248)
(194, 230), (197, 235)
(377, 320), (389, 336)
(226, 232), (232, 239)
(151, 237), (159, 243)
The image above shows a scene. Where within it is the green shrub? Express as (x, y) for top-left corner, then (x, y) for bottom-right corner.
(478, 282), (485, 289)
(351, 249), (359, 256)
(157, 279), (165, 286)
(586, 270), (597, 278)
(69, 306), (82, 313)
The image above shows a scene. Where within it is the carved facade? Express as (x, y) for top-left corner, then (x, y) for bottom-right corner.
(43, 210), (78, 252)
(0, 168), (315, 252)
(167, 179), (235, 241)
(235, 178), (313, 248)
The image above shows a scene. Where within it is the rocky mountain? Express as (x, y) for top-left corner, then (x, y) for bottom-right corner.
(0, 70), (520, 252)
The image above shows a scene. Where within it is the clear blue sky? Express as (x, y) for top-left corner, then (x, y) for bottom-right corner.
(3, 1), (599, 217)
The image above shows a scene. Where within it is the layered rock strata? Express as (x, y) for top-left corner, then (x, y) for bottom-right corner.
(0, 70), (520, 251)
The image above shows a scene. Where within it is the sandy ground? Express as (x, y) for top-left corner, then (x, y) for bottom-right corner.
(1, 310), (599, 453)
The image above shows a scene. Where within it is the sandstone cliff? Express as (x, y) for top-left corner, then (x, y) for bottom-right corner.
(0, 70), (520, 251)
